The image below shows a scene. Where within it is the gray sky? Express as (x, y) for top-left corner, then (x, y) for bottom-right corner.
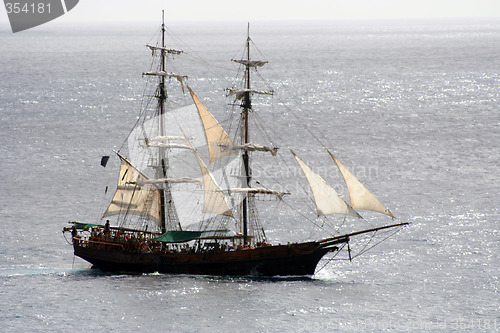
(1, 0), (499, 26)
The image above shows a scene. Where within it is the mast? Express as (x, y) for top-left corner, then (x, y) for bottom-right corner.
(241, 23), (252, 245)
(158, 11), (167, 233)
(156, 10), (180, 233)
(228, 24), (274, 245)
(160, 10), (166, 136)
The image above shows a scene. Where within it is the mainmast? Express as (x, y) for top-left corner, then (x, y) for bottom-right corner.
(229, 24), (274, 246)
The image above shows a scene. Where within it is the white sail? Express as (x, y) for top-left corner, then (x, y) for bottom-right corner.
(103, 156), (162, 226)
(127, 103), (242, 228)
(188, 86), (234, 162)
(128, 104), (203, 178)
(193, 151), (234, 217)
(327, 150), (394, 218)
(293, 152), (361, 218)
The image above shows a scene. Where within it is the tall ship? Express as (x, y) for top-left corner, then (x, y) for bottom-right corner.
(63, 14), (407, 276)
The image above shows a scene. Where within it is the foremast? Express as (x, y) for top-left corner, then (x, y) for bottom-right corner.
(158, 12), (168, 234)
(241, 27), (251, 246)
(146, 11), (185, 233)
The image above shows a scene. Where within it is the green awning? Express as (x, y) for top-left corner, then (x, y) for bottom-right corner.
(153, 230), (203, 243)
(74, 222), (101, 229)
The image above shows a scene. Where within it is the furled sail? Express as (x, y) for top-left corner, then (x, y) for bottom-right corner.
(293, 152), (361, 218)
(220, 143), (278, 156)
(148, 135), (191, 142)
(142, 71), (187, 79)
(222, 187), (290, 200)
(103, 155), (162, 225)
(188, 86), (234, 162)
(144, 141), (191, 149)
(133, 178), (202, 186)
(327, 150), (394, 218)
(143, 71), (187, 91)
(146, 45), (183, 55)
(227, 88), (274, 100)
(231, 59), (269, 67)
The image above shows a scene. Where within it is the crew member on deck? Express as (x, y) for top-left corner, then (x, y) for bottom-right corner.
(104, 220), (110, 237)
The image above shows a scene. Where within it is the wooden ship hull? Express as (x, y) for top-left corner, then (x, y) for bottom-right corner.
(72, 236), (346, 276)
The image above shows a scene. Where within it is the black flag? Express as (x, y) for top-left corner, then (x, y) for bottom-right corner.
(100, 156), (110, 167)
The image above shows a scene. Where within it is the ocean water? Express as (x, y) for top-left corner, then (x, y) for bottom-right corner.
(1, 19), (499, 332)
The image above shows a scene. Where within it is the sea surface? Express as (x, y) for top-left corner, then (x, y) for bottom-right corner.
(1, 19), (499, 332)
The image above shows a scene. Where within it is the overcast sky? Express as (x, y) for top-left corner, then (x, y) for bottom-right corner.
(1, 0), (499, 25)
